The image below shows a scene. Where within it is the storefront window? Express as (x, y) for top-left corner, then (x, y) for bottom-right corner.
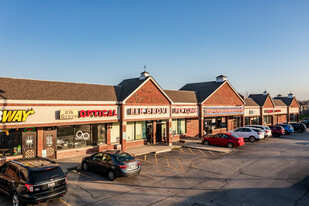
(233, 117), (242, 128)
(91, 124), (107, 145)
(172, 119), (186, 135)
(251, 117), (260, 125)
(0, 130), (22, 157)
(126, 121), (146, 141)
(57, 126), (74, 150)
(245, 117), (250, 125)
(111, 122), (120, 143)
(263, 116), (273, 125)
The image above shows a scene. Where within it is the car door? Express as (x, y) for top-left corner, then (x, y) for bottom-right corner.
(211, 134), (220, 145)
(88, 153), (103, 171)
(220, 134), (230, 146)
(233, 128), (243, 137)
(1, 164), (17, 195)
(101, 154), (113, 174)
(0, 163), (9, 195)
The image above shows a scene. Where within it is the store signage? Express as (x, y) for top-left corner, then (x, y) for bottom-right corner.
(264, 110), (274, 113)
(274, 109), (281, 113)
(128, 108), (167, 115)
(172, 108), (197, 114)
(249, 110), (255, 115)
(203, 107), (244, 115)
(60, 110), (78, 120)
(0, 109), (35, 123)
(79, 110), (117, 118)
(76, 131), (90, 140)
(24, 127), (36, 132)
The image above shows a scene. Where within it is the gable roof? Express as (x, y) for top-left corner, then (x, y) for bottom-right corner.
(117, 76), (172, 103)
(164, 90), (197, 104)
(272, 99), (287, 107)
(248, 94), (273, 107)
(180, 80), (244, 104)
(244, 98), (259, 107)
(273, 97), (296, 107)
(180, 81), (225, 103)
(0, 77), (118, 102)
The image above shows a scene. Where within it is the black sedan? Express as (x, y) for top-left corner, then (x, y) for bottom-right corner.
(81, 150), (141, 181)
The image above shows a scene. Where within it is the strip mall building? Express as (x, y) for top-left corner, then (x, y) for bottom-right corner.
(0, 73), (300, 161)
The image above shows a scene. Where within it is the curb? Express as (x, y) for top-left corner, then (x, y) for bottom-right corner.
(182, 144), (233, 153)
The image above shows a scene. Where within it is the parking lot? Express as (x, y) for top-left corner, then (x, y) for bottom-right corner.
(1, 131), (309, 206)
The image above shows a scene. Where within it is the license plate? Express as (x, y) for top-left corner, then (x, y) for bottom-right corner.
(130, 165), (137, 169)
(48, 182), (55, 187)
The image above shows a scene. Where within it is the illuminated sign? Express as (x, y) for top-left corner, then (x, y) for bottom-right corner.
(172, 108), (197, 114)
(249, 110), (255, 114)
(264, 110), (274, 113)
(79, 110), (117, 117)
(0, 109), (35, 123)
(24, 127), (36, 132)
(203, 107), (244, 115)
(128, 108), (167, 115)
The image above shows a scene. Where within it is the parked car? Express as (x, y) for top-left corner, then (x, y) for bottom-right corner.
(229, 127), (264, 142)
(290, 123), (307, 133)
(81, 150), (141, 181)
(202, 133), (245, 148)
(301, 120), (309, 127)
(269, 125), (285, 137)
(0, 157), (67, 206)
(275, 124), (294, 135)
(246, 125), (272, 137)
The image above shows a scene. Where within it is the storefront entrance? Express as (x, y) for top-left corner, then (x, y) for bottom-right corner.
(43, 130), (57, 159)
(156, 121), (167, 143)
(22, 132), (36, 158)
(146, 121), (153, 144)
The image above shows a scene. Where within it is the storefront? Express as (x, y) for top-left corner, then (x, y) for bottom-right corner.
(244, 98), (261, 125)
(272, 99), (288, 124)
(274, 93), (300, 123)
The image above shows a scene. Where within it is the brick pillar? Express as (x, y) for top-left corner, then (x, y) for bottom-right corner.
(37, 128), (44, 157)
(152, 121), (157, 144)
(166, 119), (172, 146)
(242, 115), (245, 127)
(120, 121), (127, 151)
(199, 117), (204, 137)
(106, 123), (112, 145)
(287, 107), (291, 123)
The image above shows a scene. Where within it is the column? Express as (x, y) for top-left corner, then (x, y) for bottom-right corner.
(166, 119), (172, 146)
(120, 121), (127, 151)
(37, 128), (44, 157)
(152, 121), (157, 144)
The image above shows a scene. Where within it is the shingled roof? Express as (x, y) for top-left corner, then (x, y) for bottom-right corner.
(248, 94), (270, 106)
(164, 90), (197, 103)
(117, 77), (148, 101)
(0, 77), (118, 101)
(272, 99), (287, 107)
(244, 98), (259, 107)
(273, 97), (294, 106)
(180, 81), (225, 103)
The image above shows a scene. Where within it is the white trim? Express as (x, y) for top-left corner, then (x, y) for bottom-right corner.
(202, 81), (245, 105)
(0, 99), (118, 105)
(171, 102), (197, 105)
(123, 77), (173, 104)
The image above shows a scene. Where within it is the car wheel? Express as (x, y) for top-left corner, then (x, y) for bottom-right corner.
(108, 170), (116, 181)
(227, 142), (234, 148)
(82, 162), (88, 171)
(12, 192), (23, 206)
(203, 140), (210, 145)
(249, 136), (256, 143)
(298, 129), (302, 133)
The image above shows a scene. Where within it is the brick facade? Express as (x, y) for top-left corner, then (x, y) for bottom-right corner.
(186, 118), (199, 137)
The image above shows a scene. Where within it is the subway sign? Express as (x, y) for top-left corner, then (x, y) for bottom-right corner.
(0, 109), (35, 123)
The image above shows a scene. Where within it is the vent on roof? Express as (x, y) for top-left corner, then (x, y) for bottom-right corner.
(288, 92), (294, 98)
(263, 90), (268, 96)
(216, 75), (227, 83)
(139, 71), (150, 80)
(277, 94), (282, 98)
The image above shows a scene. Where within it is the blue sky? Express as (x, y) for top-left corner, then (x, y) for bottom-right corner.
(1, 0), (308, 100)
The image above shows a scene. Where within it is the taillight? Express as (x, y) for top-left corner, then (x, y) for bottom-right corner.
(137, 162), (140, 165)
(25, 184), (34, 192)
(258, 133), (262, 135)
(119, 165), (128, 169)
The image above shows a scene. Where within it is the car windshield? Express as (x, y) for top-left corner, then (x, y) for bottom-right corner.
(30, 166), (64, 182)
(115, 153), (135, 162)
(265, 126), (270, 130)
(253, 129), (262, 132)
(231, 134), (240, 138)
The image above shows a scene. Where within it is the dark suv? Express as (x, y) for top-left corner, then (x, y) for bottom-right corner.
(290, 123), (307, 133)
(0, 157), (67, 206)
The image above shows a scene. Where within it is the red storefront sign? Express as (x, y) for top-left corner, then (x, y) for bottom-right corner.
(79, 110), (117, 118)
